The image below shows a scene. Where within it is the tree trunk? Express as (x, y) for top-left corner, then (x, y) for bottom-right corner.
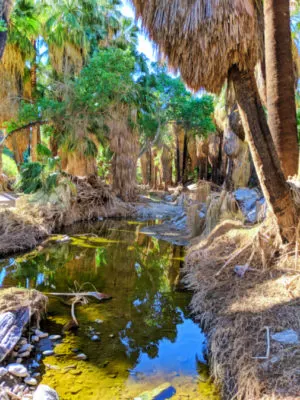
(264, 0), (298, 177)
(31, 126), (38, 162)
(0, 0), (12, 60)
(0, 30), (7, 61)
(230, 66), (297, 243)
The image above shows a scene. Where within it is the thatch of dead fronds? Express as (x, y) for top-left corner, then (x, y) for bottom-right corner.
(108, 107), (139, 201)
(0, 205), (50, 256)
(0, 44), (25, 124)
(202, 189), (244, 236)
(0, 176), (134, 256)
(161, 145), (173, 188)
(131, 0), (263, 93)
(49, 43), (84, 76)
(184, 218), (300, 400)
(0, 288), (47, 322)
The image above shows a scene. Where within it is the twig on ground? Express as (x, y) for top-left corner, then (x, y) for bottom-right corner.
(253, 326), (270, 360)
(215, 243), (252, 277)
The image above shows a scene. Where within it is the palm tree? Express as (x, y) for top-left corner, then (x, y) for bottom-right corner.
(264, 0), (299, 178)
(0, 0), (40, 166)
(131, 0), (297, 242)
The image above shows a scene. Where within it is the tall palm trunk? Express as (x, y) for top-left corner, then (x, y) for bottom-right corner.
(230, 66), (297, 243)
(264, 0), (298, 177)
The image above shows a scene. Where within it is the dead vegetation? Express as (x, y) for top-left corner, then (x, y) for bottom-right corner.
(0, 287), (47, 317)
(184, 218), (300, 400)
(0, 176), (134, 256)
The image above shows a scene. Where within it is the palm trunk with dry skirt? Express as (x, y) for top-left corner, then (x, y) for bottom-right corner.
(264, 0), (299, 177)
(230, 65), (297, 243)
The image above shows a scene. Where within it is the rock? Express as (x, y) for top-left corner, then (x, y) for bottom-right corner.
(31, 336), (39, 343)
(109, 334), (115, 338)
(35, 330), (48, 339)
(16, 357), (22, 363)
(57, 235), (70, 243)
(7, 363), (28, 378)
(134, 383), (176, 400)
(33, 384), (59, 400)
(234, 264), (250, 277)
(24, 377), (38, 386)
(271, 329), (299, 345)
(91, 335), (100, 341)
(48, 335), (61, 341)
(18, 351), (30, 358)
(43, 350), (54, 356)
(33, 372), (41, 377)
(95, 319), (103, 324)
(18, 344), (33, 353)
(234, 188), (264, 223)
(75, 353), (87, 360)
(0, 367), (8, 377)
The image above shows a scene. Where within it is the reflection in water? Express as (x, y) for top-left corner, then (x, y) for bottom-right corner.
(0, 220), (218, 400)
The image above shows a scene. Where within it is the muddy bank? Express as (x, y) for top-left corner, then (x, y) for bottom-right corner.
(184, 220), (300, 400)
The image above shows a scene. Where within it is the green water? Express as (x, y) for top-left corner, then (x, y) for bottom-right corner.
(0, 219), (218, 400)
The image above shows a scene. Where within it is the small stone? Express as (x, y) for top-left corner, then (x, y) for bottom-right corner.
(75, 353), (87, 360)
(7, 363), (28, 378)
(71, 348), (80, 353)
(32, 372), (41, 377)
(0, 367), (7, 377)
(33, 384), (59, 400)
(35, 329), (48, 338)
(271, 329), (299, 345)
(18, 338), (27, 346)
(16, 358), (22, 364)
(109, 334), (115, 338)
(49, 335), (61, 341)
(31, 336), (39, 343)
(24, 377), (38, 386)
(43, 350), (54, 356)
(19, 344), (33, 353)
(18, 351), (30, 358)
(95, 319), (103, 324)
(91, 335), (100, 341)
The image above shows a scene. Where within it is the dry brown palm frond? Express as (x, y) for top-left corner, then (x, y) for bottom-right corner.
(131, 0), (263, 93)
(0, 44), (25, 124)
(108, 105), (139, 201)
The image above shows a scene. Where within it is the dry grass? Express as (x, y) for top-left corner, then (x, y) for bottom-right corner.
(184, 218), (300, 400)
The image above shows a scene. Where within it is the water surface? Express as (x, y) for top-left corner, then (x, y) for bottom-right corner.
(0, 219), (218, 400)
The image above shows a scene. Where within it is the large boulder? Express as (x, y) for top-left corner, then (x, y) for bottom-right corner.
(33, 385), (59, 400)
(234, 188), (265, 223)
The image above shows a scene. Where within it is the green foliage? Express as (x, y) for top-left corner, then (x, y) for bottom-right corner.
(16, 155), (63, 194)
(17, 162), (44, 193)
(2, 154), (19, 177)
(0, 20), (7, 32)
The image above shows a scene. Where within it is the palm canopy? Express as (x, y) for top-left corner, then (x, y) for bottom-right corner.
(131, 0), (263, 93)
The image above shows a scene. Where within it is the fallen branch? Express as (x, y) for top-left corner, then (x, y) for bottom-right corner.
(215, 242), (252, 277)
(253, 326), (270, 360)
(46, 292), (111, 301)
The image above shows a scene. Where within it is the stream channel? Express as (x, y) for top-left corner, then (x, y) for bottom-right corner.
(0, 219), (219, 399)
